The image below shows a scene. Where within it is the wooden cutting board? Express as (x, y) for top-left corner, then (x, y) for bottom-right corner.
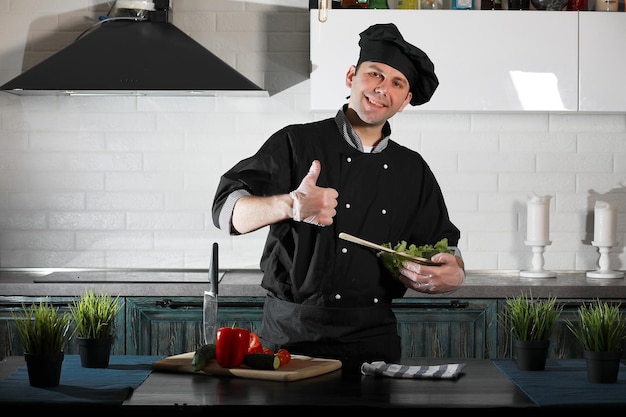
(152, 351), (342, 382)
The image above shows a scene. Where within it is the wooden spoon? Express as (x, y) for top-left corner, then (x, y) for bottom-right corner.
(338, 232), (444, 266)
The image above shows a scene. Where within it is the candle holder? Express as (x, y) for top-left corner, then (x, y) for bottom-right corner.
(586, 241), (624, 279)
(520, 241), (556, 278)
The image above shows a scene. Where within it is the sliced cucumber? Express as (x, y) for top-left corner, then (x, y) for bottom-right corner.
(192, 343), (217, 371)
(243, 353), (281, 370)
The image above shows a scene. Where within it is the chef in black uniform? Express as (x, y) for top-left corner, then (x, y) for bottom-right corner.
(212, 23), (465, 372)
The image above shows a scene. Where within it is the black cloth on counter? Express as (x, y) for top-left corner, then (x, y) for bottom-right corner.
(493, 359), (626, 407)
(0, 355), (161, 405)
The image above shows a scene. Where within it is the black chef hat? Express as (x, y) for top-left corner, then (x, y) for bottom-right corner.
(357, 23), (438, 106)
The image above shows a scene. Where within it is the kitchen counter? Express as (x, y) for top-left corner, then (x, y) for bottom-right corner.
(1, 268), (626, 299)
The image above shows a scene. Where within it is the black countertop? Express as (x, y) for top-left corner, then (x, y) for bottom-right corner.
(1, 268), (626, 299)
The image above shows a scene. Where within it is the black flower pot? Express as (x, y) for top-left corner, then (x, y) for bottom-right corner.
(78, 336), (113, 368)
(24, 352), (64, 387)
(583, 350), (621, 384)
(513, 339), (549, 371)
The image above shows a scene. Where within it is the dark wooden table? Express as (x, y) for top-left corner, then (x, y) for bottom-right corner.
(124, 358), (537, 412)
(1, 356), (538, 414)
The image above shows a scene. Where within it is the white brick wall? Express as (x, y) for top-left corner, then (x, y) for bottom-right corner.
(0, 0), (625, 274)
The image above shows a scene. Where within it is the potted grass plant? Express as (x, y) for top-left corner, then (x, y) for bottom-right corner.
(70, 289), (122, 368)
(499, 292), (562, 371)
(565, 299), (626, 383)
(12, 300), (72, 387)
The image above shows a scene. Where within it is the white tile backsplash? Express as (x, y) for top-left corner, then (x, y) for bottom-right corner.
(0, 0), (624, 272)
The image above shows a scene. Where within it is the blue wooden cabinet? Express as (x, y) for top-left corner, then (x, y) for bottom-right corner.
(393, 298), (497, 359)
(124, 296), (497, 358)
(4, 295), (624, 360)
(125, 296), (265, 356)
(0, 296), (125, 358)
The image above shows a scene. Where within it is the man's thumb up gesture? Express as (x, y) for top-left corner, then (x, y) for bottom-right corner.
(289, 160), (338, 226)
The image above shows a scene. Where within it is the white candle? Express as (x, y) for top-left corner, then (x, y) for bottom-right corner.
(595, 0), (618, 11)
(526, 194), (551, 243)
(593, 201), (617, 244)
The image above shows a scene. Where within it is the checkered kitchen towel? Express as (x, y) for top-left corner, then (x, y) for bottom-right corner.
(361, 361), (466, 380)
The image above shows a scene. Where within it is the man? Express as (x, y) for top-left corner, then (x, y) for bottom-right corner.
(212, 23), (464, 372)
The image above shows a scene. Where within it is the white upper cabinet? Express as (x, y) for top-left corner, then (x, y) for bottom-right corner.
(310, 10), (579, 112)
(579, 13), (626, 112)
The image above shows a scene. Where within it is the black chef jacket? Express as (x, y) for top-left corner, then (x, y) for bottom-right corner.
(212, 108), (460, 369)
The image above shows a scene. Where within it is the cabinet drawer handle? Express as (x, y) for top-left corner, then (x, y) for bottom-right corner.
(155, 299), (264, 309)
(393, 300), (469, 309)
(156, 299), (202, 308)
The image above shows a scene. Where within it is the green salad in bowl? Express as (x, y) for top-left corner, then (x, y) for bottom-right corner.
(379, 238), (453, 278)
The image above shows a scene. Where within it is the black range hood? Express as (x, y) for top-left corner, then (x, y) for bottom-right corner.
(0, 12), (267, 97)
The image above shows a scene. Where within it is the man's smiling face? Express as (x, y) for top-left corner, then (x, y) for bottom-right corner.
(345, 61), (413, 127)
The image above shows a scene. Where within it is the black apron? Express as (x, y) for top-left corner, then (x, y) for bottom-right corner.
(259, 294), (401, 373)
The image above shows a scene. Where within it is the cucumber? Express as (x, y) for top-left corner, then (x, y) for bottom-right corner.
(243, 353), (280, 370)
(192, 343), (217, 371)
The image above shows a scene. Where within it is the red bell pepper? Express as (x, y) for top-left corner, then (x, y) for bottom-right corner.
(248, 332), (263, 354)
(215, 326), (250, 368)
